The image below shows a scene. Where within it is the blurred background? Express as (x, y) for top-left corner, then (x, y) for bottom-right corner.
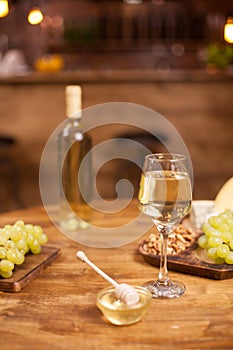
(0, 0), (233, 212)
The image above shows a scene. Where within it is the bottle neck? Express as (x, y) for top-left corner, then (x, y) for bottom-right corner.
(67, 113), (82, 120)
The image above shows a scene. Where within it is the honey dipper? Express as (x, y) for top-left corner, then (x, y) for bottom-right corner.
(76, 251), (140, 305)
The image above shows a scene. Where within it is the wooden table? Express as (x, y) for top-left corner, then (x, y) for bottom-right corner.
(0, 204), (232, 350)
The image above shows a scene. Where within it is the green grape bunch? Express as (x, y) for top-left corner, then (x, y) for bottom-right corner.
(198, 209), (233, 264)
(0, 220), (48, 278)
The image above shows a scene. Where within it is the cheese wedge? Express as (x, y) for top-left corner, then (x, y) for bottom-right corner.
(215, 177), (233, 211)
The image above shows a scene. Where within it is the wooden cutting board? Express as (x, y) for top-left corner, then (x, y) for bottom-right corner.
(0, 246), (60, 292)
(138, 240), (233, 280)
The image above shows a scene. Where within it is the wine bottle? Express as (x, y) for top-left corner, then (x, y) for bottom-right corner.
(57, 85), (92, 230)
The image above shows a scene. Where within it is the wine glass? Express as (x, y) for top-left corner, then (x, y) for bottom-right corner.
(138, 153), (192, 298)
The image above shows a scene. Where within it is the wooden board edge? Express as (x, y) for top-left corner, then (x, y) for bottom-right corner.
(138, 242), (233, 280)
(0, 246), (61, 293)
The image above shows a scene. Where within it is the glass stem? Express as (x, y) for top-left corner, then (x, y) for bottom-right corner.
(157, 224), (170, 285)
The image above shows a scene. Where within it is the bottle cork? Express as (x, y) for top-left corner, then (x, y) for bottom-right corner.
(65, 85), (82, 119)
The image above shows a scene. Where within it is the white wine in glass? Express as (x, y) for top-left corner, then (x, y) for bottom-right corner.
(138, 153), (192, 298)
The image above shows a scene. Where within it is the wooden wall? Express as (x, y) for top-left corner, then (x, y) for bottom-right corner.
(0, 77), (232, 211)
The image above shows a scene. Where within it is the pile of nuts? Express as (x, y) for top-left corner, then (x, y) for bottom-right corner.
(141, 224), (197, 256)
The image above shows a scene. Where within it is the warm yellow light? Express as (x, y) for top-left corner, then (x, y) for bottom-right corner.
(224, 17), (233, 44)
(0, 0), (9, 18)
(28, 7), (44, 25)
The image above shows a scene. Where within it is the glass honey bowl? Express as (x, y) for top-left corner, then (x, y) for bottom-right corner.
(96, 285), (152, 326)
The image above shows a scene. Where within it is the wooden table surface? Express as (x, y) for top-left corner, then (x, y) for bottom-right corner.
(0, 204), (232, 350)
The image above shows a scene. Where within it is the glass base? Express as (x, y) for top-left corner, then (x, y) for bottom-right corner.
(142, 279), (186, 299)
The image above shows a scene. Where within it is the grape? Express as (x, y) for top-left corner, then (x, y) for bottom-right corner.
(225, 251), (233, 264)
(221, 209), (233, 219)
(16, 238), (28, 252)
(30, 246), (41, 255)
(0, 247), (6, 259)
(0, 229), (11, 244)
(198, 209), (233, 264)
(0, 220), (48, 278)
(208, 216), (222, 229)
(216, 244), (230, 258)
(208, 236), (222, 248)
(33, 225), (43, 238)
(14, 220), (25, 227)
(221, 231), (231, 243)
(0, 234), (7, 246)
(218, 223), (230, 233)
(39, 233), (48, 245)
(26, 233), (34, 245)
(207, 248), (224, 264)
(0, 270), (13, 278)
(10, 230), (23, 242)
(202, 224), (221, 238)
(202, 223), (215, 237)
(5, 240), (16, 249)
(230, 239), (233, 250)
(25, 224), (34, 233)
(2, 229), (11, 239)
(0, 259), (14, 272)
(207, 247), (218, 260)
(28, 238), (40, 251)
(15, 251), (25, 265)
(198, 235), (208, 249)
(7, 248), (19, 264)
(212, 231), (222, 239)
